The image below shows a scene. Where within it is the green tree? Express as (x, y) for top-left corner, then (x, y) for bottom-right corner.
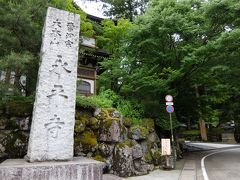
(0, 0), (95, 97)
(0, 0), (46, 95)
(103, 0), (148, 21)
(86, 0), (148, 21)
(97, 0), (240, 141)
(97, 18), (134, 93)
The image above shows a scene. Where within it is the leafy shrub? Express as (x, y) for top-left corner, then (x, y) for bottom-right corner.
(97, 89), (120, 106)
(76, 89), (145, 124)
(76, 95), (113, 109)
(0, 95), (34, 116)
(117, 100), (144, 124)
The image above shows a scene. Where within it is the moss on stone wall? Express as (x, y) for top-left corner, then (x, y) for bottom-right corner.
(151, 149), (162, 165)
(123, 117), (133, 127)
(93, 154), (106, 162)
(116, 140), (137, 149)
(0, 105), (163, 177)
(142, 118), (155, 132)
(129, 125), (149, 140)
(144, 151), (153, 163)
(105, 108), (116, 115)
(74, 120), (85, 133)
(95, 108), (109, 120)
(79, 131), (97, 148)
(102, 118), (120, 129)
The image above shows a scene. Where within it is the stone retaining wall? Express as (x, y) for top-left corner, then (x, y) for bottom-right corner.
(0, 106), (162, 177)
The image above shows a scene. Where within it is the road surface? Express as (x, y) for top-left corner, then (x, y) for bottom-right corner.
(203, 148), (240, 180)
(183, 142), (240, 180)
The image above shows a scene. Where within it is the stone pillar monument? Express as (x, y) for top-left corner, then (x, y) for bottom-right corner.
(26, 6), (80, 162)
(0, 7), (103, 180)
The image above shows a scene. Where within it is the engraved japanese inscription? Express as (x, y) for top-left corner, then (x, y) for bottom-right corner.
(26, 7), (80, 162)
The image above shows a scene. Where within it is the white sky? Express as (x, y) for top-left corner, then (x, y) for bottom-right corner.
(74, 0), (108, 18)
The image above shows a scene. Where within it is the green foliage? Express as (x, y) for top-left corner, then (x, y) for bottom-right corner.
(0, 0), (95, 97)
(153, 103), (179, 130)
(7, 95), (34, 103)
(0, 52), (33, 72)
(96, 0), (240, 132)
(5, 101), (33, 117)
(155, 115), (180, 131)
(1, 0), (240, 136)
(0, 83), (21, 101)
(0, 95), (34, 116)
(75, 88), (143, 122)
(116, 99), (144, 123)
(96, 89), (120, 106)
(49, 0), (94, 36)
(100, 0), (148, 21)
(97, 19), (135, 93)
(92, 89), (144, 123)
(0, 0), (46, 95)
(76, 95), (113, 109)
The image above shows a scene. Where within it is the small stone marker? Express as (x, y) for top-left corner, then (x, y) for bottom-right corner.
(26, 7), (80, 162)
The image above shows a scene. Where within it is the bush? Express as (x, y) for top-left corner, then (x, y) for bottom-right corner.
(0, 95), (34, 116)
(76, 95), (113, 109)
(117, 100), (144, 124)
(76, 89), (145, 125)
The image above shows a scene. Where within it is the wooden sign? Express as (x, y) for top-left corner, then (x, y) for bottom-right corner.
(161, 138), (171, 155)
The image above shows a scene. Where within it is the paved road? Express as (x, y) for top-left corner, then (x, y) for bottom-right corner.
(203, 148), (240, 180)
(183, 143), (240, 180)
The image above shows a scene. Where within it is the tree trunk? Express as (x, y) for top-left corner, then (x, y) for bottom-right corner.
(14, 67), (21, 91)
(199, 116), (207, 141)
(195, 84), (207, 141)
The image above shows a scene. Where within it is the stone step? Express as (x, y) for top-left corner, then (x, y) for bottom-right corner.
(0, 157), (104, 180)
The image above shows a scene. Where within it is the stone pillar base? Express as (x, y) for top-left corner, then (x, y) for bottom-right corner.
(0, 157), (104, 180)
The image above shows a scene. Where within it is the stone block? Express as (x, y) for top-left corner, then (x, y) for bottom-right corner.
(27, 7), (80, 162)
(0, 157), (104, 180)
